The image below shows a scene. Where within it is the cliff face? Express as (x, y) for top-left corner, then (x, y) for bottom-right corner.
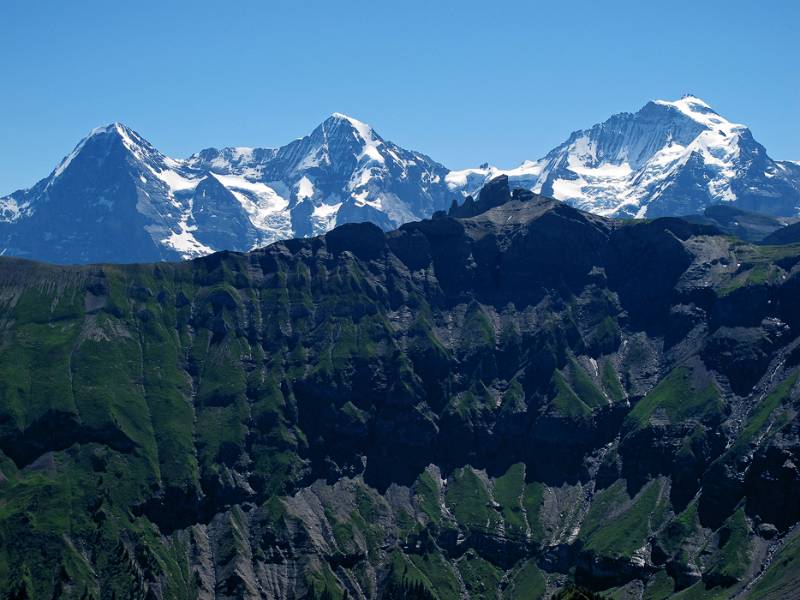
(2, 185), (800, 599)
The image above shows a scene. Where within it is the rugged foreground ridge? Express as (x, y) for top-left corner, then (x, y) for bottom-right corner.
(2, 180), (800, 598)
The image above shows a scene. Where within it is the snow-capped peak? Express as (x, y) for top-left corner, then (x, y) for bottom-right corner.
(653, 95), (745, 132)
(87, 122), (122, 136)
(51, 123), (123, 180)
(318, 112), (385, 164)
(50, 121), (165, 183)
(326, 112), (377, 134)
(447, 96), (799, 219)
(82, 122), (153, 151)
(328, 111), (361, 124)
(323, 112), (373, 134)
(677, 94), (712, 108)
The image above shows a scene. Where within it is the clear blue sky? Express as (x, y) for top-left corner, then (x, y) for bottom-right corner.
(1, 0), (797, 193)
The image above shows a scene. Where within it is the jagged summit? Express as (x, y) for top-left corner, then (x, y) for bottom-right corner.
(318, 111), (373, 131)
(322, 112), (383, 149)
(304, 111), (387, 167)
(50, 122), (142, 180)
(84, 122), (124, 137)
(74, 121), (136, 139)
(72, 122), (153, 150)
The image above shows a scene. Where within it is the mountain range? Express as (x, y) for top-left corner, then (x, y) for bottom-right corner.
(3, 180), (800, 598)
(0, 116), (451, 264)
(1, 96), (799, 264)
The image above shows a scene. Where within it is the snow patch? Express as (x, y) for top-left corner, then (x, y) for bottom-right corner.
(313, 202), (341, 219)
(206, 173), (292, 240)
(296, 176), (315, 200)
(446, 160), (544, 196)
(295, 146), (328, 171)
(147, 165), (199, 193)
(551, 177), (586, 201)
(311, 202), (342, 234)
(210, 173), (288, 214)
(161, 202), (214, 259)
(0, 196), (29, 222)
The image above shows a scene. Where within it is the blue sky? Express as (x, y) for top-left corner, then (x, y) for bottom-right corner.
(1, 0), (797, 193)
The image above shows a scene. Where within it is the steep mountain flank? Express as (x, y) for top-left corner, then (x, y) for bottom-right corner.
(2, 186), (800, 598)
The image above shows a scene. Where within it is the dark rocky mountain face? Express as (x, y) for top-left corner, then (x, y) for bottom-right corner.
(2, 187), (800, 598)
(761, 221), (800, 246)
(0, 124), (184, 264)
(192, 174), (259, 251)
(681, 204), (796, 243)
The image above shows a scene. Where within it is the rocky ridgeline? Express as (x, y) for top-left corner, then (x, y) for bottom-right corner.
(1, 178), (800, 598)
